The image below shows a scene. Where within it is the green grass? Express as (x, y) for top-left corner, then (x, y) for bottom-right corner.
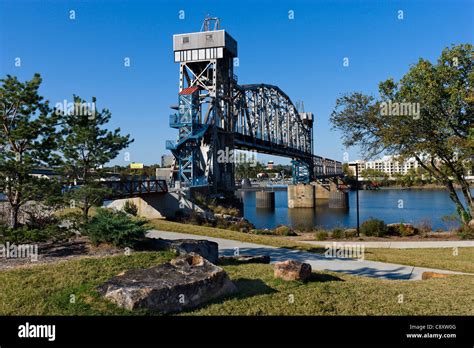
(365, 248), (474, 274)
(0, 251), (472, 316)
(184, 264), (474, 316)
(149, 219), (474, 273)
(0, 251), (176, 315)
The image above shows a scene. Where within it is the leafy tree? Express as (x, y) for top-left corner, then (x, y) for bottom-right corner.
(331, 44), (473, 225)
(0, 74), (61, 228)
(58, 96), (133, 221)
(359, 168), (388, 182)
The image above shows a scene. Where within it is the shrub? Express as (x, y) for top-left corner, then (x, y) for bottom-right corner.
(331, 228), (344, 239)
(344, 229), (358, 238)
(360, 218), (387, 237)
(1, 225), (73, 244)
(82, 208), (148, 247)
(274, 225), (297, 236)
(315, 230), (329, 241)
(457, 225), (474, 240)
(416, 219), (432, 234)
(123, 200), (138, 216)
(386, 223), (419, 237)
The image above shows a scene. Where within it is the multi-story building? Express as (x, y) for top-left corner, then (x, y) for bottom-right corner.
(161, 154), (174, 168)
(348, 156), (419, 178)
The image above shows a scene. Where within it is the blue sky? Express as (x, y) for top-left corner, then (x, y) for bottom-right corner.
(1, 0), (473, 166)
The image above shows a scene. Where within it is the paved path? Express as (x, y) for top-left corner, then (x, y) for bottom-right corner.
(299, 240), (474, 249)
(147, 230), (468, 281)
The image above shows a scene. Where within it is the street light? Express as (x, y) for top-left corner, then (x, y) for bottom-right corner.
(348, 163), (360, 236)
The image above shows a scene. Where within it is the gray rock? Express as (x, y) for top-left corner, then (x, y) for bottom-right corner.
(219, 255), (270, 264)
(97, 253), (236, 313)
(138, 238), (219, 264)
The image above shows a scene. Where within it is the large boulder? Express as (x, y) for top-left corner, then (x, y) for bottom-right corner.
(274, 260), (312, 281)
(138, 238), (219, 264)
(97, 253), (236, 313)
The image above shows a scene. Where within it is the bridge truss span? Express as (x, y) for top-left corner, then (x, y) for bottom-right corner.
(167, 19), (343, 191)
(232, 84), (313, 158)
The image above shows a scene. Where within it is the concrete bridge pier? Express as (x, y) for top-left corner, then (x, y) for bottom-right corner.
(256, 191), (275, 209)
(328, 180), (349, 209)
(288, 184), (315, 208)
(288, 179), (349, 209)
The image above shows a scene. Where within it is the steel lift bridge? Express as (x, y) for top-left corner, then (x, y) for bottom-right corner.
(166, 18), (343, 193)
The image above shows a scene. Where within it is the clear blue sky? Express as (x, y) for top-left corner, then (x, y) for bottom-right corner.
(1, 0), (473, 166)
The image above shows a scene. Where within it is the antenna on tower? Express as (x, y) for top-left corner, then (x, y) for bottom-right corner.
(201, 15), (220, 31)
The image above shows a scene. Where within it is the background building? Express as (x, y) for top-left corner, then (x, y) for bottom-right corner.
(348, 156), (419, 178)
(161, 154), (174, 168)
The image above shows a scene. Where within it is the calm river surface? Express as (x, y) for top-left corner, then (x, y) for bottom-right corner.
(240, 188), (473, 230)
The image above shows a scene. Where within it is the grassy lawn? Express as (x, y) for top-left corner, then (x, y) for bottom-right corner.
(365, 248), (474, 274)
(0, 251), (472, 316)
(149, 219), (474, 273)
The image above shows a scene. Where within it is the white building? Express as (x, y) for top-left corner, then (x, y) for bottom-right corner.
(348, 156), (419, 178)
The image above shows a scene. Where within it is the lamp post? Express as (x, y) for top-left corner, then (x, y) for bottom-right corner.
(348, 163), (360, 236)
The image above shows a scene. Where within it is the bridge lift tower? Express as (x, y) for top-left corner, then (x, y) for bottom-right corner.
(167, 17), (237, 194)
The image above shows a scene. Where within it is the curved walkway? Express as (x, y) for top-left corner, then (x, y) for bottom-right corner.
(147, 230), (470, 281)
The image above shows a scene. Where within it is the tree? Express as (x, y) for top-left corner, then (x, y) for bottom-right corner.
(0, 74), (61, 228)
(59, 96), (133, 221)
(331, 44), (473, 225)
(359, 168), (388, 183)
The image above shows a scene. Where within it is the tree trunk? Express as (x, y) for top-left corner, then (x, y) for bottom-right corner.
(445, 180), (471, 225)
(83, 197), (89, 223)
(9, 204), (20, 229)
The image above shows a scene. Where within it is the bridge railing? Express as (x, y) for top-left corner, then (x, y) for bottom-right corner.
(103, 179), (168, 198)
(62, 180), (168, 199)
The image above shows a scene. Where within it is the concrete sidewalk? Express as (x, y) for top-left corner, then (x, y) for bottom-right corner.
(147, 230), (468, 281)
(299, 240), (474, 249)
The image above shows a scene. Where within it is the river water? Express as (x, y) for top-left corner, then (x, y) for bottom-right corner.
(240, 188), (473, 230)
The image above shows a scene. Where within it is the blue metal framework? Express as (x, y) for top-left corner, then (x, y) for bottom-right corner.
(166, 89), (209, 186)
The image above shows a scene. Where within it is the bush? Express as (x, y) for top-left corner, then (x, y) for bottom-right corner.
(331, 228), (344, 239)
(360, 218), (387, 237)
(82, 208), (148, 248)
(416, 219), (432, 234)
(386, 223), (419, 237)
(123, 200), (138, 216)
(274, 225), (297, 236)
(344, 229), (358, 238)
(457, 225), (474, 240)
(1, 225), (73, 244)
(315, 230), (329, 241)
